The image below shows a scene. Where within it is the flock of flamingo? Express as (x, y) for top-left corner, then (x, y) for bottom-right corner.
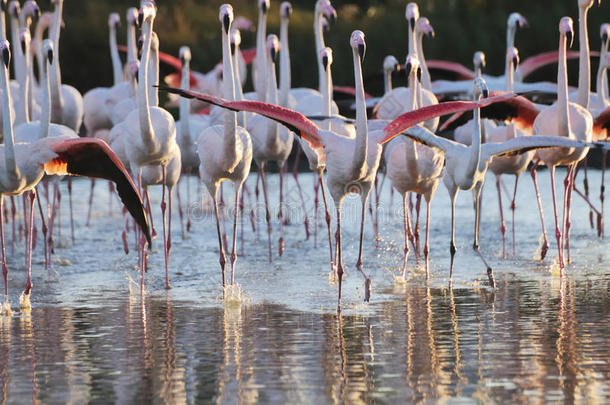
(0, 0), (609, 314)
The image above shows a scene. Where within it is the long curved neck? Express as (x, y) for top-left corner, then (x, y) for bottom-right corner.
(10, 13), (24, 85)
(351, 48), (368, 178)
(0, 10), (5, 41)
(279, 18), (291, 107)
(149, 42), (159, 107)
(597, 40), (609, 102)
(505, 55), (514, 92)
(407, 22), (416, 56)
(109, 23), (122, 86)
(466, 101), (482, 179)
(314, 9), (325, 93)
(321, 64), (331, 131)
(222, 26), (238, 163)
(49, 3), (64, 123)
(137, 18), (154, 146)
(179, 58), (193, 151)
(417, 32), (431, 91)
(232, 46), (247, 127)
(39, 52), (50, 139)
(127, 22), (137, 64)
(558, 32), (571, 138)
(384, 68), (392, 94)
(16, 42), (30, 124)
(266, 54), (280, 150)
(34, 17), (45, 80)
(1, 61), (17, 177)
(255, 9), (267, 101)
(405, 70), (419, 172)
(577, 5), (591, 109)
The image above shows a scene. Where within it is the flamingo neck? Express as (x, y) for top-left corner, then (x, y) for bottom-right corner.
(109, 23), (122, 86)
(558, 32), (571, 138)
(577, 5), (591, 109)
(149, 41), (159, 107)
(467, 101), (482, 180)
(407, 69), (418, 111)
(232, 46), (247, 127)
(0, 58), (17, 178)
(505, 55), (514, 92)
(266, 54), (280, 150)
(0, 10), (5, 41)
(9, 13), (24, 86)
(179, 58), (191, 147)
(50, 0), (62, 56)
(475, 65), (482, 78)
(416, 32), (431, 91)
(255, 9), (267, 101)
(50, 3), (64, 123)
(322, 65), (332, 131)
(16, 42), (30, 124)
(314, 9), (325, 93)
(279, 18), (291, 107)
(34, 16), (46, 80)
(596, 39), (609, 102)
(405, 70), (419, 172)
(137, 18), (154, 146)
(351, 49), (368, 179)
(127, 22), (137, 64)
(221, 27), (238, 162)
(39, 51), (50, 140)
(383, 68), (393, 94)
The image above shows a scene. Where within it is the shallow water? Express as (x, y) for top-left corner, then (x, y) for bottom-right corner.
(1, 168), (610, 404)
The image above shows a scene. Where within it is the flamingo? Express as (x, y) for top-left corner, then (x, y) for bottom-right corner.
(121, 1), (178, 293)
(198, 4), (252, 289)
(48, 0), (83, 133)
(384, 55), (444, 277)
(160, 33), (525, 310)
(415, 16), (434, 93)
(0, 39), (150, 313)
(252, 0), (270, 102)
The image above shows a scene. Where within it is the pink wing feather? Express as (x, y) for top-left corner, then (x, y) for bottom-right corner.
(426, 60), (475, 80)
(519, 50), (597, 79)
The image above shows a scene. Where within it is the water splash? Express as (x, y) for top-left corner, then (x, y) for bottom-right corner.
(223, 283), (248, 306)
(532, 234), (546, 261)
(1, 298), (12, 317)
(19, 292), (31, 310)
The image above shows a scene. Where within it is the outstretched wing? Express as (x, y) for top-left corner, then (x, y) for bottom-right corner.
(400, 125), (459, 153)
(158, 86), (323, 149)
(518, 50), (588, 80)
(381, 92), (517, 144)
(427, 60), (475, 80)
(44, 138), (151, 246)
(481, 135), (589, 160)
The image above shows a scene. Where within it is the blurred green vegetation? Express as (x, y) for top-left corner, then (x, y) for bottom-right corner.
(55, 0), (610, 96)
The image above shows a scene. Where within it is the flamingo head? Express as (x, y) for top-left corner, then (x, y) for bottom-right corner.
(179, 46), (191, 65)
(320, 47), (333, 72)
(125, 60), (139, 82)
(259, 0), (270, 15)
(19, 28), (30, 55)
(0, 40), (8, 68)
(126, 7), (138, 27)
(507, 12), (528, 31)
(350, 30), (366, 60)
(507, 46), (519, 71)
(473, 51), (486, 71)
(577, 0), (597, 8)
(316, 0), (336, 25)
(405, 54), (421, 81)
(383, 55), (400, 73)
(108, 12), (120, 29)
(405, 3), (419, 32)
(8, 1), (20, 19)
(416, 17), (434, 38)
(42, 39), (53, 66)
(138, 1), (156, 27)
(560, 17), (574, 48)
(220, 4), (234, 34)
(473, 77), (489, 100)
(22, 1), (40, 24)
(601, 23), (610, 45)
(281, 2), (292, 20)
(230, 28), (241, 56)
(267, 34), (280, 64)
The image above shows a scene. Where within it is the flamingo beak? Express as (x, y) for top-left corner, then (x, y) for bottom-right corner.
(137, 9), (144, 28)
(329, 10), (337, 25)
(2, 47), (9, 68)
(602, 32), (608, 44)
(33, 6), (41, 23)
(409, 17), (415, 31)
(482, 88), (489, 98)
(0, 1), (6, 12)
(270, 46), (278, 63)
(567, 31), (574, 48)
(426, 28), (435, 38)
(405, 62), (412, 76)
(261, 1), (267, 14)
(416, 66), (422, 82)
(47, 48), (53, 65)
(223, 13), (231, 34)
(137, 37), (143, 56)
(322, 55), (329, 71)
(20, 38), (25, 55)
(284, 5), (292, 19)
(512, 56), (519, 69)
(230, 42), (236, 55)
(134, 68), (139, 84)
(358, 43), (365, 60)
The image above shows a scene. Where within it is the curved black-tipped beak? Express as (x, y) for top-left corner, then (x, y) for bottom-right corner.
(11, 6), (19, 18)
(329, 11), (337, 25)
(137, 10), (144, 28)
(405, 62), (412, 76)
(230, 42), (236, 55)
(567, 31), (573, 48)
(482, 88), (489, 98)
(47, 48), (53, 65)
(270, 47), (278, 63)
(33, 6), (40, 23)
(416, 66), (422, 82)
(20, 39), (25, 54)
(603, 32), (608, 44)
(0, 1), (6, 12)
(137, 37), (143, 56)
(223, 13), (230, 34)
(134, 68), (139, 84)
(512, 56), (519, 69)
(2, 47), (9, 68)
(358, 43), (365, 60)
(284, 6), (292, 19)
(426, 30), (435, 39)
(261, 2), (267, 14)
(180, 55), (185, 65)
(409, 17), (415, 31)
(322, 55), (329, 72)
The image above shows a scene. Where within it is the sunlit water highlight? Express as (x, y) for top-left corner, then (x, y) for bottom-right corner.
(1, 168), (609, 403)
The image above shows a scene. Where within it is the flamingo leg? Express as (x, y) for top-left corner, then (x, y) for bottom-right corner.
(473, 182), (495, 287)
(600, 150), (606, 238)
(175, 178), (185, 239)
(336, 205), (344, 312)
(85, 178), (95, 226)
(35, 188), (48, 266)
(563, 164), (576, 265)
(230, 184), (241, 285)
(239, 187), (245, 256)
(415, 193), (422, 261)
(213, 190), (227, 288)
(67, 178), (74, 245)
(23, 190), (36, 297)
(319, 172), (334, 276)
(531, 162), (550, 260)
(355, 197), (372, 302)
(496, 175), (507, 259)
(1, 196), (7, 299)
(313, 173), (320, 248)
(278, 163), (285, 256)
(145, 188), (157, 240)
(185, 167), (192, 233)
(401, 193), (412, 279)
(449, 188), (457, 285)
(259, 163), (273, 263)
(161, 165), (171, 289)
(510, 175), (520, 257)
(291, 160), (310, 240)
(549, 166), (564, 270)
(424, 199), (431, 278)
(9, 196), (15, 256)
(254, 170), (260, 240)
(582, 157), (594, 229)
